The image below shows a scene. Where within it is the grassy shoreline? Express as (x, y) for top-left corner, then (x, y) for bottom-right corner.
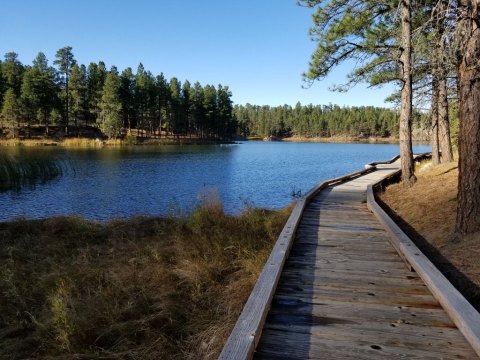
(0, 200), (292, 359)
(0, 137), (234, 148)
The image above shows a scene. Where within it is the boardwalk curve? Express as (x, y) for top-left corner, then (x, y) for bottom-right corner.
(220, 156), (480, 359)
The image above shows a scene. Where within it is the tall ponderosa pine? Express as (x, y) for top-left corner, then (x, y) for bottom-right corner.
(169, 77), (183, 136)
(155, 73), (170, 138)
(432, 0), (454, 164)
(1, 89), (22, 138)
(2, 52), (24, 97)
(54, 46), (76, 133)
(299, 0), (416, 185)
(100, 70), (123, 138)
(69, 64), (88, 128)
(455, 0), (480, 240)
(22, 53), (59, 136)
(87, 62), (107, 124)
(399, 0), (416, 186)
(119, 67), (135, 134)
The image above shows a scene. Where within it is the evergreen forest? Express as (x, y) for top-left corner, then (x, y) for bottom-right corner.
(0, 47), (429, 143)
(0, 48), (237, 141)
(235, 103), (429, 139)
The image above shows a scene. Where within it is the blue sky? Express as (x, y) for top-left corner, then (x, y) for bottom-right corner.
(0, 0), (396, 108)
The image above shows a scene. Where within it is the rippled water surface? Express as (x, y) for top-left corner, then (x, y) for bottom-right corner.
(0, 141), (430, 221)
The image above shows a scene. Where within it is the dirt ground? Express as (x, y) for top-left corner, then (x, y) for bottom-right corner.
(378, 161), (480, 310)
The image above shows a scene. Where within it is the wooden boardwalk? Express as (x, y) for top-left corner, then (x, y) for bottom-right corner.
(221, 160), (479, 359)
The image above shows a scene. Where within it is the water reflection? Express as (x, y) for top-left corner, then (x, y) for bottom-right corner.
(0, 142), (430, 221)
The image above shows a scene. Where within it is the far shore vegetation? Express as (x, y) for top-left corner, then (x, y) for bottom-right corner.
(0, 48), (437, 149)
(0, 196), (293, 359)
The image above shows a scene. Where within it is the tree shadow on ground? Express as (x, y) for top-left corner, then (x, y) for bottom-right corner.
(376, 193), (480, 312)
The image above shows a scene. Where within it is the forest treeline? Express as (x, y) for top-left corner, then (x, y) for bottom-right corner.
(0, 48), (236, 141)
(235, 103), (429, 139)
(0, 48), (433, 143)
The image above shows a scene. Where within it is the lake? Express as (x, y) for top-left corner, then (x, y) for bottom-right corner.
(0, 141), (430, 221)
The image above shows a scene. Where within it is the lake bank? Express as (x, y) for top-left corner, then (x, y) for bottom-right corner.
(0, 136), (233, 148)
(279, 135), (400, 143)
(0, 201), (292, 359)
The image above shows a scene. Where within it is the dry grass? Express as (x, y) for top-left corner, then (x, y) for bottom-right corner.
(0, 139), (58, 147)
(0, 198), (292, 359)
(378, 160), (480, 309)
(61, 138), (105, 148)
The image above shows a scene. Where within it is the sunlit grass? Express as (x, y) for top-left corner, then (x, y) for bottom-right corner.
(0, 196), (293, 359)
(61, 138), (104, 148)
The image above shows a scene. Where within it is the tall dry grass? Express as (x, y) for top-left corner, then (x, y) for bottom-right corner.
(0, 198), (292, 359)
(0, 152), (63, 191)
(61, 138), (105, 148)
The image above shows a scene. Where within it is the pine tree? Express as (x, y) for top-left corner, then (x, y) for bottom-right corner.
(69, 64), (88, 128)
(100, 70), (123, 138)
(455, 0), (480, 240)
(54, 46), (76, 133)
(155, 73), (170, 138)
(120, 67), (135, 133)
(20, 53), (59, 136)
(1, 89), (22, 138)
(2, 52), (24, 96)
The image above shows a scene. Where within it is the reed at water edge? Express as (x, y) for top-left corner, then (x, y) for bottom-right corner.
(0, 151), (63, 191)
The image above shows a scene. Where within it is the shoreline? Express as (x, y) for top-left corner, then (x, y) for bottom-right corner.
(250, 135), (429, 144)
(279, 135), (399, 144)
(0, 137), (235, 148)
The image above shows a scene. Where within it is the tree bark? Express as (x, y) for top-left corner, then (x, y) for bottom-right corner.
(400, 0), (416, 186)
(438, 74), (453, 162)
(455, 0), (480, 239)
(436, 0), (454, 163)
(431, 50), (441, 166)
(430, 75), (440, 165)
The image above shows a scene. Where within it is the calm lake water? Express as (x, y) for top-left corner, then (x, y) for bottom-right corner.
(0, 141), (430, 221)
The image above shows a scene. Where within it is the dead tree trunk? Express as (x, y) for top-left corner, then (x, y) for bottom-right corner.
(455, 0), (480, 240)
(400, 0), (416, 186)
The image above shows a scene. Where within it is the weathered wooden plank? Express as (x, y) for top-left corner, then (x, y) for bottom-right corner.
(266, 297), (456, 328)
(262, 321), (475, 355)
(255, 328), (472, 360)
(222, 155), (479, 360)
(274, 283), (439, 308)
(367, 181), (480, 357)
(256, 327), (475, 359)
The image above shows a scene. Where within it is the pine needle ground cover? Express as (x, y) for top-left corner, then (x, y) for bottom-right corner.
(378, 161), (480, 310)
(0, 198), (291, 359)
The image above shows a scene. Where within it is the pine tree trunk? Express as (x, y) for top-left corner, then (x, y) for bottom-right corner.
(438, 75), (453, 162)
(455, 0), (480, 239)
(431, 57), (440, 166)
(399, 0), (416, 186)
(436, 0), (454, 163)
